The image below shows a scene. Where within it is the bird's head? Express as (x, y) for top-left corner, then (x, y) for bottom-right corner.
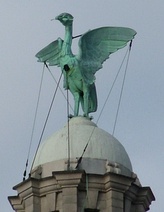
(55, 13), (74, 26)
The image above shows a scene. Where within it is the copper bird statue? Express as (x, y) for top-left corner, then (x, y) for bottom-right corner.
(36, 13), (136, 117)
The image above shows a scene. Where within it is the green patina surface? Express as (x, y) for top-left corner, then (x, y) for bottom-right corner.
(36, 13), (136, 117)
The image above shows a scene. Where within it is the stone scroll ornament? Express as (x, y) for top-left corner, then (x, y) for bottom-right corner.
(36, 13), (136, 118)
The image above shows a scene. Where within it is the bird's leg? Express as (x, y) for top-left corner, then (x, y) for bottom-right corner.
(83, 88), (89, 117)
(73, 92), (80, 116)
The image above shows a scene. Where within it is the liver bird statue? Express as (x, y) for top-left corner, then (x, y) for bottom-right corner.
(36, 13), (136, 117)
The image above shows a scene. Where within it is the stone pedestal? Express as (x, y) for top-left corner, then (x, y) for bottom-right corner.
(8, 170), (154, 212)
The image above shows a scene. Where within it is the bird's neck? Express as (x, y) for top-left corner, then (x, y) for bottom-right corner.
(62, 25), (73, 55)
(64, 25), (73, 44)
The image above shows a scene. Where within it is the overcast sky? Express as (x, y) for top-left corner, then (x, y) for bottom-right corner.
(0, 1), (163, 211)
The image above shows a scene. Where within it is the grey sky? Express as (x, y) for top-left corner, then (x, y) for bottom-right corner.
(0, 1), (163, 211)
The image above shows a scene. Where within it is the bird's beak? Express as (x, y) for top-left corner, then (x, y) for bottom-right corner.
(51, 18), (55, 21)
(55, 15), (60, 20)
(51, 16), (59, 21)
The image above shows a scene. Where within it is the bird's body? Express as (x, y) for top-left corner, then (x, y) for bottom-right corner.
(36, 13), (136, 117)
(59, 43), (97, 116)
(57, 20), (97, 116)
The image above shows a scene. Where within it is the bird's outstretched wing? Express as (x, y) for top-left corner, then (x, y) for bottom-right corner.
(77, 27), (136, 84)
(35, 38), (63, 66)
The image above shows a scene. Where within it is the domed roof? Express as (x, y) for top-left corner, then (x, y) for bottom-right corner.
(32, 117), (132, 177)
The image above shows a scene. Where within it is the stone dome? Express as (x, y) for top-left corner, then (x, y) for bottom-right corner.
(31, 117), (132, 177)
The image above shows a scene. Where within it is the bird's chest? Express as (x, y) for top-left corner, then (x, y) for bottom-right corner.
(60, 55), (74, 70)
(61, 56), (81, 78)
(60, 56), (83, 91)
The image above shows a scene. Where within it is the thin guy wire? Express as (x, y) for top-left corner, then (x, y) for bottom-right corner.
(45, 63), (74, 113)
(46, 64), (72, 170)
(66, 88), (71, 170)
(112, 43), (132, 135)
(23, 64), (45, 180)
(30, 72), (63, 172)
(96, 48), (129, 125)
(76, 45), (131, 169)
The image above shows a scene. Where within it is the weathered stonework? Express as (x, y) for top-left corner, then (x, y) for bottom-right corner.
(8, 170), (154, 212)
